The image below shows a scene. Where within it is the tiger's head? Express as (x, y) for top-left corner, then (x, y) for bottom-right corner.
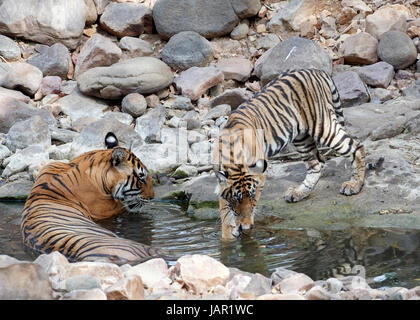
(105, 132), (154, 213)
(212, 128), (267, 240)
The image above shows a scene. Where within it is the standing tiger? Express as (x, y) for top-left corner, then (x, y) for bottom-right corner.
(212, 69), (366, 240)
(21, 132), (164, 264)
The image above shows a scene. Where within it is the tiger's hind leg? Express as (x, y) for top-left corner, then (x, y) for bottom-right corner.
(321, 121), (366, 196)
(285, 135), (325, 203)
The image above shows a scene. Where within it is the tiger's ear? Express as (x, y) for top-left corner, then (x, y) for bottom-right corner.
(105, 132), (119, 149)
(249, 159), (268, 174)
(111, 148), (127, 167)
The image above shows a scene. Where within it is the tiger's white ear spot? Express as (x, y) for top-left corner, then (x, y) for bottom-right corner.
(256, 159), (264, 168)
(105, 132), (119, 149)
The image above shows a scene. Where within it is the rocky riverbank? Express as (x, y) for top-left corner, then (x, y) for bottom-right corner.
(1, 252), (419, 300)
(1, 0), (420, 300)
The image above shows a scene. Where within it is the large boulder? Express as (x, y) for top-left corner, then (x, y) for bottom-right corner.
(153, 0), (239, 40)
(99, 2), (153, 38)
(377, 31), (417, 70)
(161, 31), (213, 71)
(0, 0), (87, 49)
(253, 37), (332, 84)
(365, 4), (409, 40)
(77, 57), (174, 99)
(356, 62), (395, 88)
(341, 32), (378, 65)
(332, 71), (370, 108)
(27, 43), (70, 79)
(75, 33), (122, 79)
(0, 61), (43, 96)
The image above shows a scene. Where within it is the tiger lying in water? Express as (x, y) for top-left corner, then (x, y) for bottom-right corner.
(212, 69), (366, 240)
(21, 132), (163, 264)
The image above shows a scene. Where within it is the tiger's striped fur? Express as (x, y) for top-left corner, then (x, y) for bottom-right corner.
(212, 69), (366, 240)
(21, 132), (163, 264)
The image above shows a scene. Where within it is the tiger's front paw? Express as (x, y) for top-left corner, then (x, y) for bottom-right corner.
(340, 181), (363, 196)
(284, 187), (310, 203)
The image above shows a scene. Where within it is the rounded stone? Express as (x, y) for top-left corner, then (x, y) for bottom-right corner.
(121, 93), (147, 117)
(377, 31), (417, 70)
(161, 31), (213, 71)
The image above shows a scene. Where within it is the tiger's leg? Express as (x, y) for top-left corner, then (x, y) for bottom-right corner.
(321, 120), (366, 196)
(285, 135), (325, 203)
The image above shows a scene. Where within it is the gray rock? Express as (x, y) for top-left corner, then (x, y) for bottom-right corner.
(0, 96), (56, 133)
(69, 118), (142, 159)
(131, 142), (180, 173)
(0, 262), (53, 300)
(121, 93), (147, 117)
(102, 112), (133, 126)
(172, 96), (194, 111)
(56, 88), (109, 123)
(370, 88), (393, 103)
(215, 57), (252, 82)
(230, 0), (261, 19)
(0, 179), (33, 201)
(0, 87), (30, 103)
(93, 0), (110, 15)
(2, 146), (49, 178)
(5, 116), (51, 152)
(403, 78), (420, 98)
(77, 57), (174, 99)
(377, 31), (417, 70)
(332, 71), (370, 108)
(65, 275), (102, 292)
(172, 164), (198, 179)
(204, 104), (231, 120)
(0, 0), (87, 49)
(0, 61), (43, 96)
(119, 37), (153, 58)
(255, 34), (281, 50)
(254, 37), (332, 84)
(161, 31), (213, 71)
(174, 66), (224, 101)
(230, 23), (249, 40)
(153, 0), (239, 40)
(75, 33), (122, 79)
(0, 35), (21, 60)
(27, 43), (70, 79)
(356, 62), (394, 88)
(38, 76), (62, 97)
(365, 5), (408, 40)
(0, 144), (11, 162)
(135, 105), (166, 143)
(99, 2), (153, 38)
(210, 88), (253, 109)
(50, 127), (79, 144)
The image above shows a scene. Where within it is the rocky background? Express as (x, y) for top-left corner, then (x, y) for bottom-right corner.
(1, 0), (420, 300)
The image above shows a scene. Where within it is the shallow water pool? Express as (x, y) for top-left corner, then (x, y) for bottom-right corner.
(1, 200), (419, 289)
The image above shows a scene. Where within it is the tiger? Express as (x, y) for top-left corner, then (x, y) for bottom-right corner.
(20, 132), (164, 264)
(212, 69), (366, 240)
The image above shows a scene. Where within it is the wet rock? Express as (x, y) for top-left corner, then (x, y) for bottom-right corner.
(170, 254), (230, 295)
(61, 288), (107, 300)
(342, 32), (378, 65)
(135, 105), (166, 143)
(0, 262), (53, 300)
(230, 22), (249, 40)
(5, 115), (51, 152)
(276, 273), (314, 295)
(215, 57), (252, 82)
(2, 146), (49, 178)
(57, 88), (108, 123)
(208, 88), (251, 110)
(105, 275), (144, 300)
(174, 66), (224, 101)
(161, 31), (213, 71)
(121, 93), (147, 117)
(230, 0), (261, 19)
(332, 71), (370, 108)
(0, 61), (43, 96)
(377, 31), (417, 70)
(99, 2), (153, 38)
(65, 275), (102, 292)
(173, 164), (198, 179)
(366, 4), (409, 40)
(75, 33), (122, 79)
(0, 179), (33, 201)
(153, 0), (239, 40)
(0, 35), (21, 60)
(0, 0), (86, 49)
(119, 37), (153, 58)
(77, 57), (173, 99)
(356, 62), (395, 88)
(253, 37), (332, 85)
(27, 43), (70, 79)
